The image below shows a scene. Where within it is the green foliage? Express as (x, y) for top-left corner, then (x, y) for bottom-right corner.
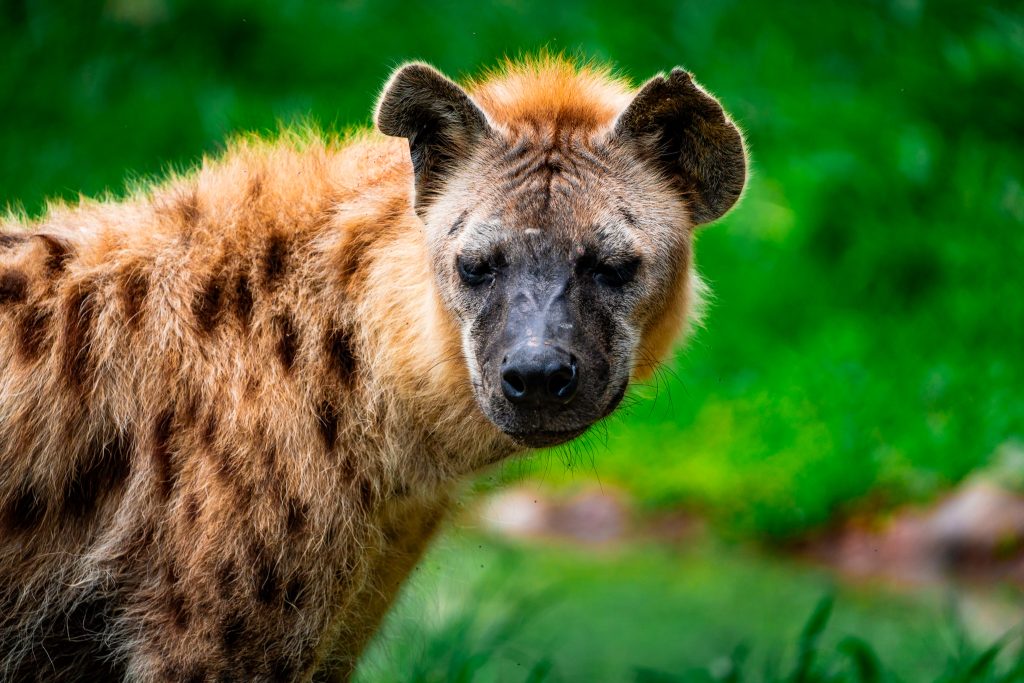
(628, 596), (1024, 683)
(359, 534), (1024, 682)
(2, 0), (1022, 538)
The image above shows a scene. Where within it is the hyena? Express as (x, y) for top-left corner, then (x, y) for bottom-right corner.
(0, 56), (745, 681)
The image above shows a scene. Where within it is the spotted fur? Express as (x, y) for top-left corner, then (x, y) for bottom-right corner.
(0, 55), (744, 681)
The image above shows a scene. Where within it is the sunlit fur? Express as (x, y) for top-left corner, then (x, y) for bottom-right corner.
(0, 55), (733, 681)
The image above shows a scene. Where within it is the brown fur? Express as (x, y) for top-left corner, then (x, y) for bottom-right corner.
(0, 55), (744, 681)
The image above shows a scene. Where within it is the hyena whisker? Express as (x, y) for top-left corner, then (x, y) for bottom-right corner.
(424, 351), (468, 375)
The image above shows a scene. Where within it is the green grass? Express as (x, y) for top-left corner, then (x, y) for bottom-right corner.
(2, 0), (1020, 539)
(357, 530), (1024, 682)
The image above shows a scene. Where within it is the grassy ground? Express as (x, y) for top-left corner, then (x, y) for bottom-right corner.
(357, 529), (1024, 682)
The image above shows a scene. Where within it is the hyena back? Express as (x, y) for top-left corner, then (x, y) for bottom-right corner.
(0, 56), (745, 681)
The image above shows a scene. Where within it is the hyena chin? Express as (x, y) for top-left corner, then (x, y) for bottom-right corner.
(377, 58), (746, 448)
(0, 56), (744, 681)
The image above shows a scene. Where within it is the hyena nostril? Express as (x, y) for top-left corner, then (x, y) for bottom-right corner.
(546, 355), (578, 403)
(503, 368), (527, 398)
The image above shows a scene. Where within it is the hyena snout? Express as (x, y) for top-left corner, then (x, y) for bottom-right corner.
(500, 344), (579, 408)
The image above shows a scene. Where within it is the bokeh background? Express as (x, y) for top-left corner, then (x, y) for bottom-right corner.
(3, 0), (1023, 680)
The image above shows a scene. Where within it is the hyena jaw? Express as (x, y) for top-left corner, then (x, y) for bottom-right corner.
(0, 55), (745, 681)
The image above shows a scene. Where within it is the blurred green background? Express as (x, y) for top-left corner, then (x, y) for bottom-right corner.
(3, 0), (1023, 679)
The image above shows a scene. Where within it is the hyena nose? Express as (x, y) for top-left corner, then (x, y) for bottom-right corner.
(500, 348), (579, 407)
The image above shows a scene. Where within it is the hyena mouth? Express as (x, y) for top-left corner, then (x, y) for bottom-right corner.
(505, 426), (589, 448)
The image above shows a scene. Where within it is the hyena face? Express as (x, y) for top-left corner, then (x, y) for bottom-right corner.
(378, 62), (745, 447)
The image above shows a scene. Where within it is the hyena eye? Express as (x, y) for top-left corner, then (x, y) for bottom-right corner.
(456, 255), (495, 287)
(592, 257), (641, 288)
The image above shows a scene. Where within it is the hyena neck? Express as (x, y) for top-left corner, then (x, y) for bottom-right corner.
(313, 137), (517, 487)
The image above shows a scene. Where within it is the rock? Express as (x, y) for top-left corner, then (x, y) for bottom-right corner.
(547, 489), (629, 544)
(812, 464), (1024, 584)
(478, 488), (551, 538)
(477, 486), (631, 544)
(922, 478), (1024, 569)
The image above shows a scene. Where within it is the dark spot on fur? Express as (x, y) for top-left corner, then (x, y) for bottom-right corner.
(182, 665), (206, 683)
(164, 558), (180, 587)
(357, 478), (375, 509)
(168, 592), (190, 631)
(201, 412), (218, 446)
(180, 385), (201, 429)
(244, 373), (261, 398)
(0, 232), (27, 248)
(448, 210), (469, 236)
(275, 313), (298, 371)
(15, 305), (51, 361)
(61, 284), (98, 389)
(286, 497), (307, 536)
(193, 273), (225, 333)
(262, 234), (288, 289)
(335, 196), (403, 286)
(502, 138), (532, 163)
(325, 326), (356, 385)
(119, 269), (149, 326)
(316, 399), (340, 450)
(247, 536), (265, 564)
(234, 273), (253, 328)
(4, 481), (47, 532)
(247, 172), (263, 202)
(234, 479), (254, 508)
(36, 233), (72, 273)
(284, 577), (306, 608)
(221, 613), (246, 650)
(383, 519), (405, 544)
(618, 205), (639, 227)
(62, 432), (133, 521)
(216, 560), (237, 600)
(255, 559), (281, 605)
(178, 191), (201, 226)
(339, 455), (356, 483)
(262, 442), (277, 473)
(0, 269), (28, 305)
(153, 408), (176, 498)
(214, 447), (243, 488)
(184, 493), (200, 524)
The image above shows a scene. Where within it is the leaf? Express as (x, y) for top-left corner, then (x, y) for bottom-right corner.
(838, 636), (882, 683)
(792, 594), (836, 683)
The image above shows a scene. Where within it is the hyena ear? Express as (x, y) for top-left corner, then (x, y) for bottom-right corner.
(376, 63), (491, 214)
(615, 69), (746, 226)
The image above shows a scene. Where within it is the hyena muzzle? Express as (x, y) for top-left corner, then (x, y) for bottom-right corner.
(0, 57), (745, 681)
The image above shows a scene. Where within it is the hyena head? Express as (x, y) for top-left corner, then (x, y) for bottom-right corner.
(377, 59), (745, 448)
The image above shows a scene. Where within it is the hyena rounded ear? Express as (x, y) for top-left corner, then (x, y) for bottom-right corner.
(376, 63), (491, 214)
(615, 69), (747, 226)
